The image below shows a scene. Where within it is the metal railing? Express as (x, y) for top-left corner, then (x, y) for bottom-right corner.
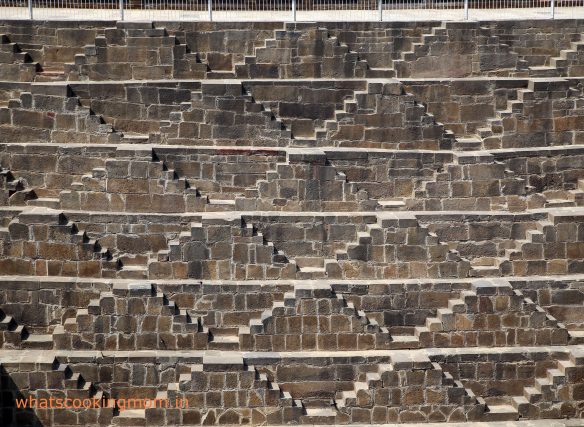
(0, 0), (582, 21)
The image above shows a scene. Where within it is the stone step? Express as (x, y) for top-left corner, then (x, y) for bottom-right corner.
(550, 56), (568, 68)
(546, 368), (566, 386)
(22, 334), (53, 349)
(523, 386), (542, 403)
(207, 70), (236, 79)
(206, 199), (236, 211)
(570, 41), (584, 51)
(365, 67), (395, 78)
(0, 314), (17, 330)
(511, 395), (530, 415)
(113, 409), (146, 426)
(297, 266), (327, 279)
(454, 136), (483, 151)
(469, 258), (502, 277)
(425, 317), (442, 332)
(537, 220), (554, 233)
(26, 197), (60, 209)
(377, 199), (406, 210)
(569, 330), (584, 344)
(390, 334), (420, 348)
(118, 265), (148, 279)
(535, 377), (554, 394)
(447, 298), (466, 313)
(208, 334), (239, 350)
(482, 404), (518, 421)
(528, 66), (559, 77)
(526, 229), (545, 243)
(476, 127), (493, 138)
(300, 406), (337, 424)
(121, 133), (150, 144)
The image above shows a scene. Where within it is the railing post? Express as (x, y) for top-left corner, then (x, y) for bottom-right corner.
(292, 0), (296, 21)
(550, 0), (555, 18)
(378, 0), (382, 21)
(28, 0), (33, 20)
(119, 0), (124, 21)
(208, 0), (213, 21)
(464, 0), (468, 20)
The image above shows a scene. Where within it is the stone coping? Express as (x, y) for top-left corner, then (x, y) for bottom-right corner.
(0, 76), (582, 89)
(1, 205), (566, 220)
(1, 274), (584, 290)
(0, 345), (579, 366)
(3, 142), (584, 161)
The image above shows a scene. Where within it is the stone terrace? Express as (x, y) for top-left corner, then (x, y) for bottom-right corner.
(2, 18), (584, 426)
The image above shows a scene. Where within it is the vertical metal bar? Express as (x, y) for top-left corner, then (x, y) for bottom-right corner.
(28, 0), (33, 19)
(550, 0), (555, 18)
(208, 0), (212, 20)
(292, 0), (296, 21)
(119, 0), (124, 20)
(464, 0), (468, 19)
(378, 0), (382, 21)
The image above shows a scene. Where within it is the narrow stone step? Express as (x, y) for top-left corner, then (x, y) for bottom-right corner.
(529, 66), (559, 76)
(22, 334), (53, 349)
(469, 264), (501, 277)
(390, 334), (419, 349)
(569, 330), (584, 344)
(300, 406), (337, 424)
(208, 334), (239, 350)
(27, 197), (60, 209)
(482, 404), (518, 421)
(523, 386), (542, 403)
(454, 136), (483, 150)
(118, 265), (148, 279)
(113, 409), (146, 426)
(377, 200), (405, 210)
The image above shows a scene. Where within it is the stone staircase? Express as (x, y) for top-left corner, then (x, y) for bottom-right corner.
(502, 214), (576, 275)
(465, 213), (556, 279)
(283, 86), (371, 147)
(476, 356), (578, 421)
(451, 86), (533, 151)
(334, 363), (394, 411)
(0, 167), (34, 206)
(238, 150), (380, 211)
(0, 34), (41, 81)
(0, 307), (54, 350)
(0, 85), (148, 145)
(392, 24), (449, 77)
(256, 80), (452, 150)
(527, 34), (584, 77)
(393, 23), (520, 79)
(458, 79), (584, 151)
(541, 179), (584, 208)
(64, 22), (208, 81)
(299, 400), (341, 424)
(242, 282), (414, 351)
(229, 24), (394, 80)
(411, 279), (569, 347)
(0, 208), (130, 281)
(334, 360), (477, 416)
(163, 355), (304, 424)
(159, 84), (292, 146)
(58, 151), (215, 213)
(1, 355), (112, 425)
(52, 282), (206, 351)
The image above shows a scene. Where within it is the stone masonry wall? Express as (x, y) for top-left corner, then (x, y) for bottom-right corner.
(3, 19), (584, 427)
